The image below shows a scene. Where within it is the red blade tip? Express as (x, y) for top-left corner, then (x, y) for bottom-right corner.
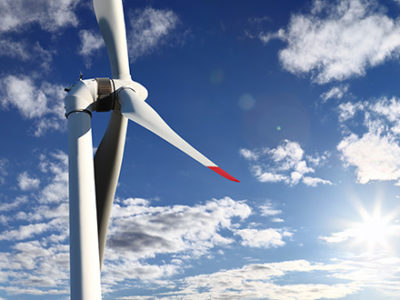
(208, 166), (240, 182)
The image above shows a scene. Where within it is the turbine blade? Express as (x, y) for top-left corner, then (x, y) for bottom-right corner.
(94, 112), (127, 268)
(118, 88), (239, 182)
(93, 0), (130, 80)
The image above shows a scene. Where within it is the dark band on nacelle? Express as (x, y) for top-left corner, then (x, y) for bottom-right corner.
(96, 78), (113, 96)
(65, 109), (93, 118)
(95, 78), (116, 112)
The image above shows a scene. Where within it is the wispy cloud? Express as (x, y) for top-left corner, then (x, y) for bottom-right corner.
(117, 250), (400, 299)
(147, 259), (361, 299)
(257, 0), (400, 84)
(78, 29), (104, 57)
(0, 40), (31, 60)
(0, 75), (66, 136)
(128, 7), (179, 59)
(240, 140), (332, 186)
(0, 151), (69, 296)
(0, 40), (55, 70)
(259, 200), (286, 223)
(0, 0), (79, 33)
(0, 159), (7, 184)
(235, 228), (292, 248)
(321, 84), (350, 102)
(17, 171), (40, 191)
(0, 196), (26, 213)
(259, 201), (282, 217)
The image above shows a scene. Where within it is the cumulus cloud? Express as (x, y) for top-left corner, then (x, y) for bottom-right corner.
(240, 140), (332, 186)
(102, 197), (293, 290)
(107, 197), (251, 260)
(17, 171), (40, 191)
(260, 0), (400, 83)
(0, 75), (66, 136)
(0, 0), (79, 33)
(337, 96), (400, 184)
(338, 132), (400, 183)
(128, 7), (179, 59)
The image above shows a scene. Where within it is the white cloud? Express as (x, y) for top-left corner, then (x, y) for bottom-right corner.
(338, 132), (400, 183)
(265, 0), (400, 83)
(38, 151), (68, 204)
(78, 29), (104, 57)
(321, 84), (349, 102)
(338, 101), (364, 122)
(320, 228), (358, 244)
(106, 197), (251, 260)
(0, 152), (294, 297)
(303, 176), (333, 187)
(153, 260), (360, 299)
(259, 201), (282, 217)
(258, 29), (285, 44)
(0, 40), (30, 61)
(0, 196), (26, 213)
(0, 152), (70, 296)
(115, 248), (400, 299)
(271, 217), (284, 223)
(239, 148), (259, 160)
(306, 151), (330, 167)
(235, 228), (292, 248)
(17, 172), (40, 191)
(241, 140), (332, 186)
(0, 41), (54, 67)
(0, 222), (52, 241)
(337, 97), (400, 184)
(0, 75), (66, 136)
(128, 7), (179, 59)
(254, 169), (288, 183)
(0, 0), (79, 33)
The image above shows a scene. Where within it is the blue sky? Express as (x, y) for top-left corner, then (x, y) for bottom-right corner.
(1, 0), (400, 299)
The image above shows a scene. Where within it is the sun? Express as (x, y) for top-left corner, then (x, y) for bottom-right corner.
(352, 213), (391, 250)
(347, 202), (399, 253)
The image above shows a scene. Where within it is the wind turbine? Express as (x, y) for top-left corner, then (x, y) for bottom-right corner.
(64, 0), (239, 299)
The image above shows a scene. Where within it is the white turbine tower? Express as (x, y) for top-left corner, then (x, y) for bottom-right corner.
(64, 0), (239, 298)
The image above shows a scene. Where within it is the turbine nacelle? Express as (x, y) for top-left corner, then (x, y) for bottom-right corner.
(64, 78), (147, 115)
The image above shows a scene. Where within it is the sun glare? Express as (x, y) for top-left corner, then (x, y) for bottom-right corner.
(354, 214), (390, 248)
(347, 202), (399, 253)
